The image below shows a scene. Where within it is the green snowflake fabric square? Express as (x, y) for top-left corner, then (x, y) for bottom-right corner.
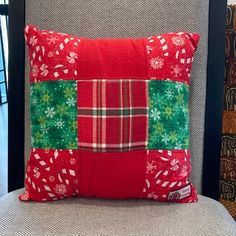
(148, 80), (189, 150)
(30, 81), (78, 149)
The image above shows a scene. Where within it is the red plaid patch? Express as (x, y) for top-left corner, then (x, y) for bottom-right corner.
(78, 80), (148, 152)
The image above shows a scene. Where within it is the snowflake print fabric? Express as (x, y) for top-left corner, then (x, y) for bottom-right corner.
(146, 33), (200, 84)
(21, 24), (200, 203)
(148, 80), (189, 150)
(172, 36), (185, 46)
(150, 57), (164, 69)
(30, 81), (78, 149)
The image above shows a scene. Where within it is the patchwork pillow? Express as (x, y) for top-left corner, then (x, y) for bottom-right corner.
(20, 25), (200, 203)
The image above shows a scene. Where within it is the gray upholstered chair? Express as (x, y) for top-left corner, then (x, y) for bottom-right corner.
(1, 1), (236, 235)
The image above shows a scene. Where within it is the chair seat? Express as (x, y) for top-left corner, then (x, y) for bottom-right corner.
(0, 189), (235, 236)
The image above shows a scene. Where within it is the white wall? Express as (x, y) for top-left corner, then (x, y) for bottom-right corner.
(228, 0), (236, 4)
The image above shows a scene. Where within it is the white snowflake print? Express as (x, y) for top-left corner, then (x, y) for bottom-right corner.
(40, 64), (49, 76)
(184, 122), (189, 130)
(170, 159), (180, 171)
(172, 36), (185, 46)
(175, 142), (182, 150)
(30, 87), (33, 96)
(175, 83), (183, 92)
(29, 36), (38, 46)
(40, 125), (48, 134)
(54, 184), (67, 195)
(150, 57), (164, 69)
(55, 119), (65, 129)
(172, 65), (181, 77)
(66, 97), (76, 107)
(31, 65), (39, 77)
(166, 88), (173, 99)
(150, 108), (161, 121)
(161, 133), (169, 144)
(147, 192), (158, 200)
(182, 107), (188, 115)
(180, 165), (188, 177)
(45, 107), (56, 118)
(67, 52), (78, 64)
(31, 97), (38, 105)
(146, 161), (156, 173)
(47, 36), (58, 44)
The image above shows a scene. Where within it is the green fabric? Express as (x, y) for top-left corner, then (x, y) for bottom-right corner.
(148, 80), (189, 150)
(30, 81), (78, 149)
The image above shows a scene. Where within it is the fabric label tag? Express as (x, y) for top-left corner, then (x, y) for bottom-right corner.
(168, 184), (191, 200)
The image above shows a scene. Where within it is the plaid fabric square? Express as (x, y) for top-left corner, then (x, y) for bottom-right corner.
(78, 80), (148, 152)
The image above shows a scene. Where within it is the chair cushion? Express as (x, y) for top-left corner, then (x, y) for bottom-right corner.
(22, 25), (199, 203)
(1, 189), (235, 236)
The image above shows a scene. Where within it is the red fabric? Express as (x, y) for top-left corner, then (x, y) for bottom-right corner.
(78, 150), (146, 198)
(24, 25), (79, 82)
(25, 25), (199, 84)
(20, 148), (197, 202)
(19, 149), (79, 202)
(143, 150), (197, 203)
(78, 38), (147, 79)
(146, 33), (199, 85)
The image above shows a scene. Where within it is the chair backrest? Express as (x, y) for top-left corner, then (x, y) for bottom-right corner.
(25, 0), (209, 193)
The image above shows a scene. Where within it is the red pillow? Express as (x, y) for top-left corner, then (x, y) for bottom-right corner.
(19, 25), (200, 202)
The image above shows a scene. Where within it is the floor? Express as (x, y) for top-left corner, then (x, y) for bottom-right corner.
(0, 103), (7, 197)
